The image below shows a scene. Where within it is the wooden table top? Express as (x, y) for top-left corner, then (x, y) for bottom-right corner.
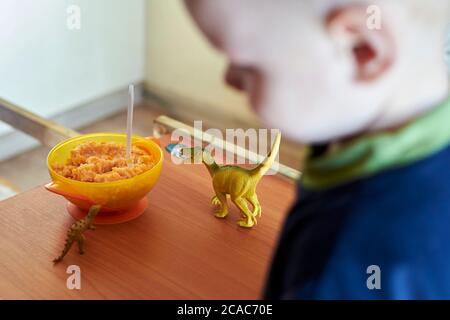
(0, 136), (296, 299)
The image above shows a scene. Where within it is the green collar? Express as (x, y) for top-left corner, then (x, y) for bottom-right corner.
(302, 97), (450, 190)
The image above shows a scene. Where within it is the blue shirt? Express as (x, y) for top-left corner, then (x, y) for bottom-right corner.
(264, 144), (450, 299)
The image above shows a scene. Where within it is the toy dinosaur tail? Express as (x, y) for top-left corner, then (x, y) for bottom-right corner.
(53, 238), (74, 263)
(251, 132), (281, 177)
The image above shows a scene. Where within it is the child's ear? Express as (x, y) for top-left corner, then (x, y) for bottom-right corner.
(325, 6), (395, 82)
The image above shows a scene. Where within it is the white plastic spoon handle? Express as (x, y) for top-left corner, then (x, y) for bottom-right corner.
(126, 84), (135, 161)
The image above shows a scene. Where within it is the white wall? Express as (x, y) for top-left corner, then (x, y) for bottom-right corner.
(145, 0), (256, 124)
(0, 0), (145, 135)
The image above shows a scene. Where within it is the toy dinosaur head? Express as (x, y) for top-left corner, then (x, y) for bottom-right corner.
(181, 146), (216, 166)
(181, 146), (201, 162)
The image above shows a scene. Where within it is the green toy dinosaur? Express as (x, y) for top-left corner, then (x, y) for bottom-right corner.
(182, 132), (281, 228)
(53, 205), (101, 263)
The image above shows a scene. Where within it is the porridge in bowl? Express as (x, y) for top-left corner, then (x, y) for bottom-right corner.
(52, 141), (156, 183)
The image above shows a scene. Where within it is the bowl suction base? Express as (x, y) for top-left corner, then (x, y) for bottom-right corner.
(66, 197), (149, 225)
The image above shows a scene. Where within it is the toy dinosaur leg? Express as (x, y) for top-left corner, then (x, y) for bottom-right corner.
(213, 191), (229, 218)
(232, 197), (256, 228)
(53, 238), (75, 263)
(211, 195), (221, 207)
(248, 194), (262, 218)
(77, 234), (86, 255)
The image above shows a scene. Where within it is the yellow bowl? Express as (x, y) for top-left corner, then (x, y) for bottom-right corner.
(46, 133), (163, 213)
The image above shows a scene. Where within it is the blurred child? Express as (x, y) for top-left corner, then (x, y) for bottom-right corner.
(185, 0), (450, 299)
